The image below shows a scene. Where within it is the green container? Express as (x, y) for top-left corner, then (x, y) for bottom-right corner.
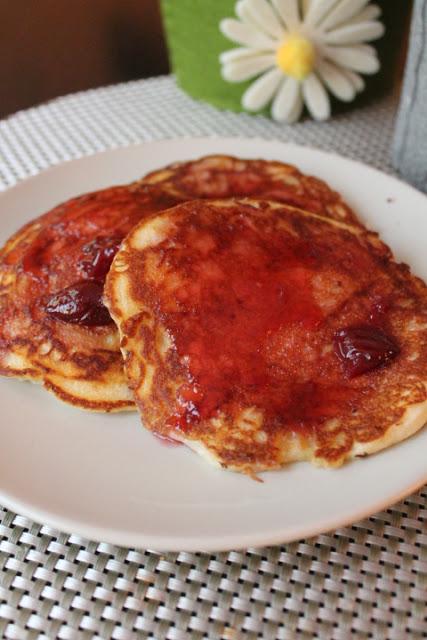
(161, 0), (260, 114)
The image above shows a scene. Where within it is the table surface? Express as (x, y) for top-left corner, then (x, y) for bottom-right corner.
(0, 76), (426, 640)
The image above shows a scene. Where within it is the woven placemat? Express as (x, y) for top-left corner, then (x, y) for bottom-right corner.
(0, 77), (426, 639)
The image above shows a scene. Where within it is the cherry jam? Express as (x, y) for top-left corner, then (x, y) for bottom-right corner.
(45, 280), (112, 326)
(78, 236), (122, 280)
(334, 325), (400, 377)
(43, 236), (122, 326)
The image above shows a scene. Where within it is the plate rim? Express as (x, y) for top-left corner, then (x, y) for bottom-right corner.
(0, 469), (424, 551)
(1, 134), (427, 205)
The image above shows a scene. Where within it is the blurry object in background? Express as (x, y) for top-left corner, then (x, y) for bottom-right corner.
(162, 0), (411, 119)
(0, 0), (169, 119)
(392, 0), (427, 193)
(219, 0), (385, 123)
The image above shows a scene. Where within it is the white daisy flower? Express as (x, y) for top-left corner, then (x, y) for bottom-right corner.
(219, 0), (384, 122)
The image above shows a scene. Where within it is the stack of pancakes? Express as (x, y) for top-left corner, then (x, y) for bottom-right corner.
(1, 155), (426, 474)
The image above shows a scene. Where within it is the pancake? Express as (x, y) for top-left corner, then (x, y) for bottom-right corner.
(0, 154), (362, 412)
(139, 154), (361, 227)
(105, 198), (427, 473)
(0, 184), (182, 411)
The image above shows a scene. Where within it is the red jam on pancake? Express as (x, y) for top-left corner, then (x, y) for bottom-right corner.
(0, 184), (182, 410)
(0, 154), (365, 412)
(106, 199), (427, 473)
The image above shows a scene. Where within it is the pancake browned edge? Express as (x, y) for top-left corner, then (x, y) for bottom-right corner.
(0, 184), (182, 411)
(138, 154), (362, 227)
(105, 198), (427, 474)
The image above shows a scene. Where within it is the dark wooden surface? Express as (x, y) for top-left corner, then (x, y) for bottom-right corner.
(0, 0), (169, 119)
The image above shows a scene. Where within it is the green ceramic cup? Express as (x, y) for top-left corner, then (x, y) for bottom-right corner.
(161, 0), (265, 114)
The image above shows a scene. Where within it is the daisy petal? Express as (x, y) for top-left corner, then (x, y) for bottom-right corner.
(271, 77), (300, 122)
(271, 0), (300, 30)
(316, 59), (356, 101)
(355, 43), (377, 56)
(219, 47), (260, 64)
(342, 69), (365, 92)
(235, 0), (249, 21)
(286, 89), (304, 123)
(304, 0), (340, 27)
(302, 73), (331, 120)
(324, 21), (385, 45)
(347, 4), (381, 25)
(324, 45), (380, 74)
(222, 55), (276, 82)
(242, 68), (284, 111)
(320, 0), (370, 31)
(300, 0), (312, 18)
(243, 0), (285, 39)
(236, 0), (265, 28)
(220, 18), (277, 48)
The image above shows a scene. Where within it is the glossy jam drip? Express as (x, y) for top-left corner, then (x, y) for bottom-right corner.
(45, 280), (112, 326)
(152, 432), (182, 447)
(22, 230), (122, 282)
(168, 383), (203, 432)
(369, 298), (389, 325)
(22, 235), (56, 278)
(334, 325), (400, 377)
(78, 236), (122, 280)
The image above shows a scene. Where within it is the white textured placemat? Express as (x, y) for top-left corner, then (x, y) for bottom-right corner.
(0, 76), (426, 639)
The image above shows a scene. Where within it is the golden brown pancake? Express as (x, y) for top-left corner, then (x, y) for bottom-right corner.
(105, 199), (427, 473)
(139, 154), (361, 227)
(0, 184), (182, 411)
(0, 154), (363, 412)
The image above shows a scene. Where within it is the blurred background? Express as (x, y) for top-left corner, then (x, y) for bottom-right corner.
(0, 0), (169, 119)
(0, 0), (411, 120)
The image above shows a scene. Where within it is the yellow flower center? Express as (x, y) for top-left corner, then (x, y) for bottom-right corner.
(276, 35), (315, 80)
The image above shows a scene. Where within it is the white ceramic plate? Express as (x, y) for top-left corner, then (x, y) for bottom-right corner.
(1, 138), (427, 552)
